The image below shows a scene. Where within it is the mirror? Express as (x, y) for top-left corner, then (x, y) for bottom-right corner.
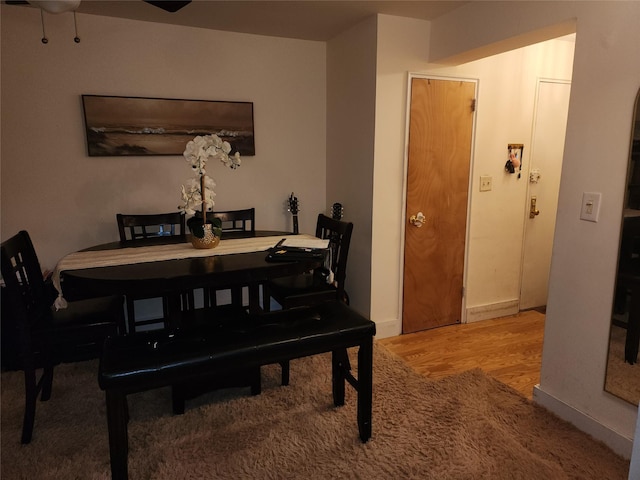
(605, 88), (640, 405)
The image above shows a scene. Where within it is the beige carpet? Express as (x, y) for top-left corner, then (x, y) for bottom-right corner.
(1, 344), (629, 479)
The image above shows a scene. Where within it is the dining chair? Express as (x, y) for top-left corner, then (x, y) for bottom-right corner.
(116, 212), (193, 333)
(264, 213), (353, 310)
(204, 208), (256, 308)
(262, 213), (354, 384)
(0, 230), (124, 444)
(212, 208), (255, 234)
(116, 212), (186, 242)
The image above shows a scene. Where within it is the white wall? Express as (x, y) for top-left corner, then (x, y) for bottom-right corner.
(371, 16), (431, 337)
(371, 14), (575, 338)
(326, 17), (377, 317)
(0, 6), (327, 271)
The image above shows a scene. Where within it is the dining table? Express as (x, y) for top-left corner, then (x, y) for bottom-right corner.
(54, 231), (327, 326)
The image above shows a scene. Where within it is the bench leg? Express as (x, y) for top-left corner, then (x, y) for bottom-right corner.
(105, 390), (129, 480)
(251, 366), (262, 395)
(357, 337), (373, 442)
(171, 387), (186, 415)
(279, 361), (290, 386)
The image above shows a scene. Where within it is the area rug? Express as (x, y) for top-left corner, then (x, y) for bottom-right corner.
(1, 344), (629, 479)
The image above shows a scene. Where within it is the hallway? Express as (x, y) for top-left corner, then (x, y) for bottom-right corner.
(378, 310), (545, 399)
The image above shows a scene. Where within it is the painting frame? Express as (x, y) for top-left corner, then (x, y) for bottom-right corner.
(81, 95), (255, 157)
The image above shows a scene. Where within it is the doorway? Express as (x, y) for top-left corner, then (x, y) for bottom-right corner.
(520, 80), (571, 310)
(402, 76), (477, 334)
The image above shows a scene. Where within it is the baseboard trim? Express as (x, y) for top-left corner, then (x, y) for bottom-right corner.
(533, 384), (633, 459)
(374, 318), (402, 339)
(465, 299), (520, 323)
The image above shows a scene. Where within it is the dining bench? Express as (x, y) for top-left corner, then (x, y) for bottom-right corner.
(98, 300), (376, 480)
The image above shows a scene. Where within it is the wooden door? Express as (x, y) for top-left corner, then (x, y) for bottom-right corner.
(402, 78), (476, 334)
(520, 80), (570, 309)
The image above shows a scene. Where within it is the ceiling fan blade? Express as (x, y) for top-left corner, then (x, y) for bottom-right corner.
(144, 1), (191, 13)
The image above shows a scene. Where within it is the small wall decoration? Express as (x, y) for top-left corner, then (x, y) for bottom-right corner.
(81, 95), (255, 157)
(529, 168), (541, 183)
(505, 143), (524, 178)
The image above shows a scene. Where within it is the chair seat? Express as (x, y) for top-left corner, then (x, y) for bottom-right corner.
(268, 272), (338, 308)
(50, 295), (125, 328)
(25, 296), (123, 366)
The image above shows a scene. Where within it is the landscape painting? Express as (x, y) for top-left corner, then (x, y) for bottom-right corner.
(81, 95), (255, 157)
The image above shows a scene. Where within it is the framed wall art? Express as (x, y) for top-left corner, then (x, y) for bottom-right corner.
(505, 143), (524, 178)
(81, 95), (255, 157)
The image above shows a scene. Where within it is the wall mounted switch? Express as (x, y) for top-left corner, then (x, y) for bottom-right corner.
(580, 192), (601, 222)
(480, 175), (492, 192)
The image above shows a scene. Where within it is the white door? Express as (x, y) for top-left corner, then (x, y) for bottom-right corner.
(520, 80), (571, 310)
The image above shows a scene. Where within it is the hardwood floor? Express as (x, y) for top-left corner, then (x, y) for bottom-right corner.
(377, 310), (545, 399)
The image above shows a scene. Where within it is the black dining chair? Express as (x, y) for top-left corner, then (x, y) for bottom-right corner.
(262, 213), (354, 384)
(117, 212), (187, 242)
(116, 212), (193, 333)
(212, 208), (255, 234)
(1, 230), (124, 444)
(204, 208), (256, 308)
(263, 213), (353, 311)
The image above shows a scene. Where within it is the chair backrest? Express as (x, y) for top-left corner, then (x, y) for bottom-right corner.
(116, 212), (186, 242)
(315, 214), (354, 298)
(619, 215), (640, 269)
(0, 230), (51, 330)
(212, 208), (255, 233)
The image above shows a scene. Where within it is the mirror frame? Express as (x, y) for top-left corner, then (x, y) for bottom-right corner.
(604, 88), (640, 405)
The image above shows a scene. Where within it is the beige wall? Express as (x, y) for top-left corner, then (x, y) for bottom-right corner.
(0, 6), (327, 270)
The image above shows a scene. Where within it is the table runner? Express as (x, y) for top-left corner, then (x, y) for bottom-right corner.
(52, 234), (318, 309)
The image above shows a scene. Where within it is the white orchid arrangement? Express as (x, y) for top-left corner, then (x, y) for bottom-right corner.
(179, 134), (241, 215)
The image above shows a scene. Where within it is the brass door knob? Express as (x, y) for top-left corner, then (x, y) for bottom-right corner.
(409, 212), (426, 228)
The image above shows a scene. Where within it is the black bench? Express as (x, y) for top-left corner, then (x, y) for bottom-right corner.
(98, 300), (376, 480)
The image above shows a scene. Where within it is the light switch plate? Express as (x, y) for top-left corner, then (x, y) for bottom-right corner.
(480, 175), (492, 192)
(580, 192), (601, 222)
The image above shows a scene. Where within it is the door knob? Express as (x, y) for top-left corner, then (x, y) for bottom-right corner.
(409, 212), (426, 228)
(530, 196), (540, 218)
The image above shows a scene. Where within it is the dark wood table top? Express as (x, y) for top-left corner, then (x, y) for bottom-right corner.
(61, 231), (320, 300)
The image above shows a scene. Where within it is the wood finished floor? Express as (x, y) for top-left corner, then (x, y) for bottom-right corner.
(377, 310), (545, 399)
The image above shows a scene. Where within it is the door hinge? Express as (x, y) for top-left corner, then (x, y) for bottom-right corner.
(471, 99), (477, 112)
(461, 286), (466, 297)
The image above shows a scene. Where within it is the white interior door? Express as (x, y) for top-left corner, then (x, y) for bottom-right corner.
(520, 80), (571, 310)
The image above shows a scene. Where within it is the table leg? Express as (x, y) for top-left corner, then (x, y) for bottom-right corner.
(248, 283), (262, 314)
(165, 294), (183, 330)
(105, 390), (129, 480)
